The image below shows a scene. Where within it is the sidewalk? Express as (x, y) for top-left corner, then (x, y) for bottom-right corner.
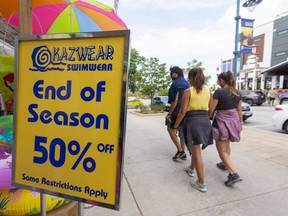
(85, 110), (288, 216)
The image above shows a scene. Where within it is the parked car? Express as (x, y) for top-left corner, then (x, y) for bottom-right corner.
(255, 90), (266, 101)
(239, 90), (265, 106)
(272, 104), (288, 134)
(242, 102), (253, 121)
(151, 96), (170, 111)
(278, 92), (288, 105)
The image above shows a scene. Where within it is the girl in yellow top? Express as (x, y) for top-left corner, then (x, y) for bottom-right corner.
(174, 67), (213, 192)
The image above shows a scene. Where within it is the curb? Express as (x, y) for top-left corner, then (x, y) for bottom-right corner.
(129, 111), (167, 117)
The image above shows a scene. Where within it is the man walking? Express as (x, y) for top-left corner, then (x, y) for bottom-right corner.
(166, 66), (190, 161)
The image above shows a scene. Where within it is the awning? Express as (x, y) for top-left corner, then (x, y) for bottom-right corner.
(261, 60), (288, 76)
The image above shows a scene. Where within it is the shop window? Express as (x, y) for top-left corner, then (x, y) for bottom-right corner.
(275, 51), (286, 57)
(277, 29), (288, 36)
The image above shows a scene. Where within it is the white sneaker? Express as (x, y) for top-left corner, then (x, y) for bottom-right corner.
(185, 165), (196, 177)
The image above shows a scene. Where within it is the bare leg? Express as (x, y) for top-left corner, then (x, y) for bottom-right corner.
(190, 154), (195, 170)
(192, 145), (204, 184)
(216, 140), (235, 174)
(167, 127), (183, 151)
(180, 138), (186, 152)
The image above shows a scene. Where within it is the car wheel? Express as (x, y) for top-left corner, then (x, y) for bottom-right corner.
(285, 121), (288, 134)
(246, 99), (253, 106)
(281, 99), (288, 105)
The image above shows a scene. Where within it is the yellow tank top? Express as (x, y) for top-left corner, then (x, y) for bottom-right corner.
(187, 87), (210, 111)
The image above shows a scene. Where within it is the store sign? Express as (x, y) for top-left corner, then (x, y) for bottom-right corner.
(13, 31), (130, 210)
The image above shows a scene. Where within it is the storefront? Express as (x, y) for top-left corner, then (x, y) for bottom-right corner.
(261, 60), (288, 90)
(237, 67), (268, 90)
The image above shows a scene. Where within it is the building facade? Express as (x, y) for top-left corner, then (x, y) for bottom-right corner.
(224, 11), (288, 91)
(270, 12), (288, 89)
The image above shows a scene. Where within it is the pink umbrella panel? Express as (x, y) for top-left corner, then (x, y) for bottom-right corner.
(6, 0), (128, 34)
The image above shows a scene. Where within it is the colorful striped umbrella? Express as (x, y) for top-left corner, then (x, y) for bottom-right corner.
(1, 0), (128, 34)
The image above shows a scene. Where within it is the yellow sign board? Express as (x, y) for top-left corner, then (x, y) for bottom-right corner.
(13, 31), (130, 210)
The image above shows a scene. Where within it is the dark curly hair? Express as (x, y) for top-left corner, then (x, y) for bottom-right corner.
(170, 66), (184, 77)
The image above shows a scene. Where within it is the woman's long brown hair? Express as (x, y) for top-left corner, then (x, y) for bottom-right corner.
(218, 71), (239, 96)
(188, 67), (205, 93)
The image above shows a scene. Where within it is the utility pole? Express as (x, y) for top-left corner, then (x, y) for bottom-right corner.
(19, 0), (32, 35)
(233, 0), (240, 79)
(114, 0), (119, 13)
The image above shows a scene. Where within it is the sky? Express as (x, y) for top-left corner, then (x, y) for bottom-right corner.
(98, 0), (288, 83)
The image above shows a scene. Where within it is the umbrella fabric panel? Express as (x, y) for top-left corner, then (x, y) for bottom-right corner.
(34, 4), (74, 34)
(1, 0), (128, 34)
(6, 4), (72, 34)
(75, 1), (127, 29)
(41, 3), (126, 33)
(47, 5), (82, 34)
(0, 0), (66, 18)
(70, 5), (102, 32)
(78, 0), (113, 12)
(77, 5), (127, 31)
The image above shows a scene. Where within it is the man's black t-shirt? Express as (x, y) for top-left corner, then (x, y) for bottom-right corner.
(213, 88), (241, 110)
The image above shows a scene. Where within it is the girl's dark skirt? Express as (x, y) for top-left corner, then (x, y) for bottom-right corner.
(179, 110), (213, 154)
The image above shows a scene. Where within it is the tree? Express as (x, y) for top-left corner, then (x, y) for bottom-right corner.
(138, 57), (170, 104)
(128, 48), (145, 93)
(183, 59), (211, 84)
(183, 59), (205, 75)
(205, 75), (212, 85)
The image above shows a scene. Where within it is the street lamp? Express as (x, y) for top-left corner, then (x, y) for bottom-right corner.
(233, 0), (241, 79)
(114, 0), (119, 13)
(233, 0), (263, 79)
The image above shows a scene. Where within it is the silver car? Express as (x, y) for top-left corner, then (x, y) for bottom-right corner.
(151, 96), (170, 111)
(242, 102), (253, 121)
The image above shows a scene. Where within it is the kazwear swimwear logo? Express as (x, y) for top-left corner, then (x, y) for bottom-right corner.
(29, 45), (66, 72)
(29, 45), (114, 72)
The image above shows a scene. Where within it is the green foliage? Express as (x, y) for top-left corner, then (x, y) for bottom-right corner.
(151, 103), (165, 112)
(138, 57), (170, 104)
(128, 48), (210, 97)
(183, 59), (205, 75)
(127, 99), (142, 106)
(128, 91), (143, 99)
(135, 103), (149, 112)
(205, 75), (212, 84)
(128, 48), (145, 93)
(128, 48), (170, 101)
(157, 88), (169, 96)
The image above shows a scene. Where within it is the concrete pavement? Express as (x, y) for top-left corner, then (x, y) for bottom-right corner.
(85, 109), (288, 216)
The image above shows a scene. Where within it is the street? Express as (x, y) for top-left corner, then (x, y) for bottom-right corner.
(141, 98), (286, 135)
(244, 104), (287, 134)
